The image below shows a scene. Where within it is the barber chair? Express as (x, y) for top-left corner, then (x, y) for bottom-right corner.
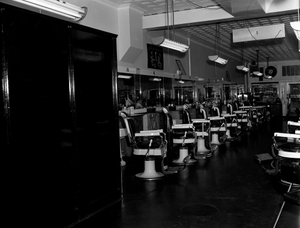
(221, 113), (240, 141)
(252, 106), (266, 123)
(161, 107), (186, 174)
(233, 110), (250, 132)
(273, 132), (300, 186)
(239, 106), (253, 129)
(192, 119), (217, 158)
(172, 124), (197, 165)
(133, 129), (167, 180)
(208, 116), (227, 145)
(250, 107), (259, 126)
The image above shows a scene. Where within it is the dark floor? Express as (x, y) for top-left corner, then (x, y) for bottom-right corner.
(75, 117), (300, 228)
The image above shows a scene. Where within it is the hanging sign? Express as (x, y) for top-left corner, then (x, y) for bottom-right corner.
(147, 44), (163, 70)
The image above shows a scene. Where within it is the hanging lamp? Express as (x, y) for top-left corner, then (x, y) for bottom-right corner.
(252, 50), (263, 77)
(152, 0), (189, 53)
(236, 43), (249, 72)
(208, 24), (228, 65)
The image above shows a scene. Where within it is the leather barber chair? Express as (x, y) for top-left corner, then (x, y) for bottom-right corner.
(172, 123), (197, 165)
(233, 110), (250, 132)
(208, 116), (227, 145)
(221, 113), (240, 141)
(239, 106), (252, 129)
(161, 107), (185, 174)
(133, 129), (167, 180)
(192, 119), (218, 158)
(252, 105), (266, 123)
(273, 132), (300, 186)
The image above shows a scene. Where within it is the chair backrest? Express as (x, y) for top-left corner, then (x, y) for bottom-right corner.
(287, 121), (300, 134)
(182, 109), (192, 124)
(162, 107), (173, 132)
(227, 104), (233, 115)
(121, 115), (136, 145)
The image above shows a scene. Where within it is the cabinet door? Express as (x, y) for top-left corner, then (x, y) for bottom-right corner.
(3, 8), (77, 227)
(71, 27), (121, 217)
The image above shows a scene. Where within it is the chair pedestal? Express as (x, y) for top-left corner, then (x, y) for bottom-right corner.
(211, 132), (221, 145)
(136, 157), (164, 180)
(196, 137), (211, 158)
(173, 147), (196, 165)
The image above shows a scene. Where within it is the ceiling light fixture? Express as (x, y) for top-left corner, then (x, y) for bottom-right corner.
(252, 71), (263, 77)
(152, 37), (189, 53)
(236, 65), (249, 72)
(149, 77), (162, 81)
(209, 55), (228, 65)
(252, 50), (263, 77)
(12, 0), (87, 21)
(290, 0), (300, 41)
(118, 74), (132, 79)
(209, 24), (227, 65)
(152, 0), (189, 53)
(236, 44), (249, 72)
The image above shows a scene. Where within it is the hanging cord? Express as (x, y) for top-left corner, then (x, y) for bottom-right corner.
(165, 0), (170, 40)
(171, 0), (175, 40)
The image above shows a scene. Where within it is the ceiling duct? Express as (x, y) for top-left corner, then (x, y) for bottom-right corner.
(232, 23), (285, 43)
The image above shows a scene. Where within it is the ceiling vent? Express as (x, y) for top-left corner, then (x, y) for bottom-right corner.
(232, 24), (285, 43)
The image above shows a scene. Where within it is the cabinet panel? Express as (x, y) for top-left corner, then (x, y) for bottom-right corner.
(71, 27), (121, 216)
(4, 9), (77, 227)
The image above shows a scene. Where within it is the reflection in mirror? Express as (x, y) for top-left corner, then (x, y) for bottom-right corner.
(117, 73), (134, 110)
(118, 74), (174, 110)
(174, 80), (195, 106)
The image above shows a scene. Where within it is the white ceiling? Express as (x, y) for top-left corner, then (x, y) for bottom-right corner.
(108, 0), (300, 63)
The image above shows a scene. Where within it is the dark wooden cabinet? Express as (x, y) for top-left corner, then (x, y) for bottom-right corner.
(0, 4), (121, 228)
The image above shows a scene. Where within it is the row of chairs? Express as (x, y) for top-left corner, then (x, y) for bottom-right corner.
(119, 105), (268, 180)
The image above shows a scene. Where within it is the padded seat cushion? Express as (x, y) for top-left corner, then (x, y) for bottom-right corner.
(279, 142), (300, 152)
(135, 136), (164, 149)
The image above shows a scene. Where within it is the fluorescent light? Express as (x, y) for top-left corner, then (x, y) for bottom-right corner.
(149, 78), (162, 81)
(208, 55), (228, 65)
(152, 37), (189, 53)
(12, 0), (87, 21)
(252, 71), (263, 77)
(291, 21), (300, 41)
(236, 65), (249, 72)
(118, 75), (132, 79)
(178, 80), (185, 84)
